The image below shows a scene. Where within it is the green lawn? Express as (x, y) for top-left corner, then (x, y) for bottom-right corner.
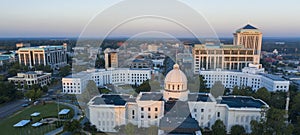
(0, 102), (74, 135)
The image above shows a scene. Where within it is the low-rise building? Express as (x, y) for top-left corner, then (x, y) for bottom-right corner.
(62, 68), (151, 94)
(199, 64), (290, 91)
(8, 71), (51, 88)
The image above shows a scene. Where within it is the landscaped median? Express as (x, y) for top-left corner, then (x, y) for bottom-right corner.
(0, 102), (74, 135)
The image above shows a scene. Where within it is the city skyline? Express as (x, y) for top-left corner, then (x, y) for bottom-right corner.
(1, 0), (300, 38)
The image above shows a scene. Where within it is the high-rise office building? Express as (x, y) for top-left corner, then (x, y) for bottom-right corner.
(104, 48), (118, 69)
(193, 24), (262, 73)
(234, 24), (263, 55)
(18, 45), (67, 69)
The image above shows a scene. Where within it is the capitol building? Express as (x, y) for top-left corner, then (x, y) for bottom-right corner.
(88, 64), (269, 134)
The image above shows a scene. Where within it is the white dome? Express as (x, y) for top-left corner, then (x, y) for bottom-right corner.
(164, 64), (188, 91)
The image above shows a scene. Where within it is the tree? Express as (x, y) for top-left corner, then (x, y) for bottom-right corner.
(83, 122), (97, 133)
(250, 120), (264, 135)
(230, 125), (245, 135)
(269, 91), (286, 109)
(265, 108), (293, 134)
(232, 86), (240, 95)
(0, 82), (20, 104)
(24, 88), (42, 101)
(254, 87), (270, 103)
(211, 119), (226, 135)
(232, 86), (254, 97)
(135, 80), (151, 93)
(17, 82), (22, 89)
(64, 120), (81, 132)
(210, 81), (225, 98)
(41, 85), (48, 93)
(199, 75), (208, 92)
(24, 83), (29, 90)
(124, 123), (135, 135)
(95, 55), (105, 68)
(59, 65), (71, 77)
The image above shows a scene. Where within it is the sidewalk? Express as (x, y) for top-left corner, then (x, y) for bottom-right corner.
(45, 101), (82, 135)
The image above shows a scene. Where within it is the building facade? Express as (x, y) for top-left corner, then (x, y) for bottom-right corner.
(18, 45), (67, 69)
(8, 71), (51, 88)
(193, 24), (262, 74)
(199, 64), (290, 92)
(88, 64), (269, 134)
(62, 68), (151, 94)
(104, 48), (118, 69)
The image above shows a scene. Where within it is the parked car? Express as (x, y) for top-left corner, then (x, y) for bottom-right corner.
(21, 104), (29, 107)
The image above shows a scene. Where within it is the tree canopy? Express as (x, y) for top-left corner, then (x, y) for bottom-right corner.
(24, 85), (43, 101)
(199, 75), (209, 92)
(64, 120), (81, 133)
(59, 65), (71, 77)
(135, 80), (151, 93)
(0, 82), (22, 104)
(230, 125), (245, 135)
(212, 119), (226, 135)
(210, 81), (225, 98)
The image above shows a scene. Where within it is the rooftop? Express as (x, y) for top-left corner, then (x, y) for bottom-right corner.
(139, 92), (163, 101)
(220, 96), (267, 108)
(91, 94), (134, 106)
(242, 24), (258, 29)
(188, 93), (213, 102)
(18, 46), (64, 51)
(160, 101), (200, 133)
(259, 73), (286, 81)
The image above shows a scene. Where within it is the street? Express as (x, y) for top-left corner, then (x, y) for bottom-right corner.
(0, 99), (28, 120)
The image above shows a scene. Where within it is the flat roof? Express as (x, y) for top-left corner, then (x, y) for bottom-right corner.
(259, 73), (286, 81)
(139, 92), (163, 101)
(91, 95), (134, 106)
(64, 72), (88, 78)
(58, 109), (70, 115)
(13, 120), (30, 127)
(220, 96), (266, 108)
(188, 93), (213, 102)
(18, 46), (64, 50)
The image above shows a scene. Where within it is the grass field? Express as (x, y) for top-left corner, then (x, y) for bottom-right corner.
(0, 102), (74, 135)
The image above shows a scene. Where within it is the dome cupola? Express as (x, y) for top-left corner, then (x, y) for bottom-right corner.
(163, 64), (189, 101)
(164, 64), (188, 92)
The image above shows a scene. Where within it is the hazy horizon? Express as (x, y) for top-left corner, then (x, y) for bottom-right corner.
(1, 0), (300, 37)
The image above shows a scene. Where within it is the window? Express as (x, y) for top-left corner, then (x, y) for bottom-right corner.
(148, 107), (151, 111)
(217, 112), (220, 117)
(132, 110), (135, 115)
(141, 107), (144, 111)
(201, 109), (204, 112)
(194, 108), (197, 112)
(148, 114), (151, 119)
(141, 114), (144, 119)
(155, 107), (158, 111)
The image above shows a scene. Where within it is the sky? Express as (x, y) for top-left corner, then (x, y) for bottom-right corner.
(0, 0), (300, 38)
